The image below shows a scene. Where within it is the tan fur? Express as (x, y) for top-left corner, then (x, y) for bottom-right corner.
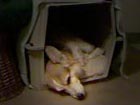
(45, 49), (85, 99)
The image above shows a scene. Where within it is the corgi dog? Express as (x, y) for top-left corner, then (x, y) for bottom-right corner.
(45, 37), (106, 100)
(45, 46), (86, 100)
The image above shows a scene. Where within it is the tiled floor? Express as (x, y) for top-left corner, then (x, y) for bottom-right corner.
(1, 34), (140, 105)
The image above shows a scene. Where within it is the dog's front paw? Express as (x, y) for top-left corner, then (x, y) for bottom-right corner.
(88, 48), (104, 59)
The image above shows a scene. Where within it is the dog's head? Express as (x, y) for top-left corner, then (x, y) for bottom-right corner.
(45, 46), (86, 100)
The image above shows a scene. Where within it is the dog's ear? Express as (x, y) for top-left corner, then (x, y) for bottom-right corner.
(45, 46), (67, 64)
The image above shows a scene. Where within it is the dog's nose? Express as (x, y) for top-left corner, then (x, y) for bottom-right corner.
(77, 93), (85, 100)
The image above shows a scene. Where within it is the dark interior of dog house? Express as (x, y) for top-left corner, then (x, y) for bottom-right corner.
(46, 3), (112, 47)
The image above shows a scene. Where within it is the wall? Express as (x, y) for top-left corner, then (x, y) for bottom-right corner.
(121, 0), (140, 33)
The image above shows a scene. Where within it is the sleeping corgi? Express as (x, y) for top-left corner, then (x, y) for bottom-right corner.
(45, 46), (86, 100)
(45, 45), (106, 100)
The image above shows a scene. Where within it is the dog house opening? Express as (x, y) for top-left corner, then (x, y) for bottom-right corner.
(46, 2), (112, 47)
(45, 2), (115, 82)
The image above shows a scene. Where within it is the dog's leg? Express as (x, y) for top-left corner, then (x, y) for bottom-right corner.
(65, 41), (85, 65)
(88, 48), (104, 59)
(76, 39), (95, 54)
(67, 38), (95, 65)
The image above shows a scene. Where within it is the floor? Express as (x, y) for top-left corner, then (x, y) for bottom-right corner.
(1, 34), (140, 105)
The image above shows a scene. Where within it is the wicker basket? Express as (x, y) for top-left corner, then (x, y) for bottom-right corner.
(0, 50), (23, 101)
(0, 33), (24, 102)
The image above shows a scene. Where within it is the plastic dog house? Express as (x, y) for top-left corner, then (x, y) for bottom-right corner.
(17, 0), (126, 89)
